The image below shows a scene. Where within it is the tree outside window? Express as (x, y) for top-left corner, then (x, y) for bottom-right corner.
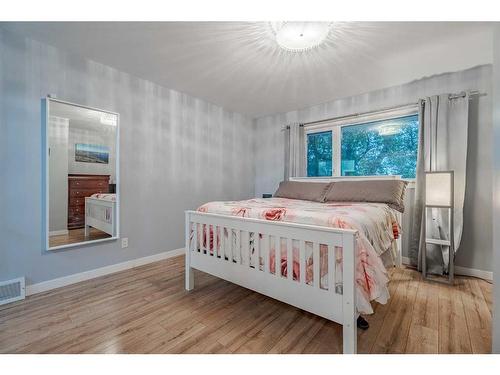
(306, 130), (332, 177)
(306, 114), (418, 179)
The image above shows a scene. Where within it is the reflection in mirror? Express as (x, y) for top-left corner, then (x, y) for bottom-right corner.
(46, 99), (119, 249)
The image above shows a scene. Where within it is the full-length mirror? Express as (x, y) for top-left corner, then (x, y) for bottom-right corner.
(44, 98), (119, 250)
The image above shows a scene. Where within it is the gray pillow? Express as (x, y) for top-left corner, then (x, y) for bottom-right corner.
(274, 181), (331, 202)
(324, 180), (409, 212)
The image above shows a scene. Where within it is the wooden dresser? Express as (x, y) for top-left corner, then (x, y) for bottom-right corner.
(68, 174), (110, 229)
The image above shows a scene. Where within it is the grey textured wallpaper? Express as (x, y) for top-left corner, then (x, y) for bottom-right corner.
(254, 65), (493, 272)
(0, 29), (255, 285)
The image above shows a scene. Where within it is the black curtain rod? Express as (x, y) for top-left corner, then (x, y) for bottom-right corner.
(282, 90), (485, 130)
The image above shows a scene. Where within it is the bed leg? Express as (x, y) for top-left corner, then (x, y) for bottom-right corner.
(397, 236), (403, 268)
(342, 233), (357, 354)
(84, 224), (89, 238)
(185, 243), (194, 291)
(343, 317), (357, 354)
(185, 213), (194, 291)
(185, 264), (194, 291)
(396, 212), (403, 267)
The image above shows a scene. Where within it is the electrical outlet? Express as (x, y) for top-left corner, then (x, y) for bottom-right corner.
(121, 237), (129, 248)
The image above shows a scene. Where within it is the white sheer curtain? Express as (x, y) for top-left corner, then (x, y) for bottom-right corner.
(409, 94), (470, 273)
(284, 122), (305, 180)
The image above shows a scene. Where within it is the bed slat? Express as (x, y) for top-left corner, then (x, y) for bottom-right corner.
(215, 226), (220, 258)
(198, 224), (201, 252)
(253, 232), (260, 271)
(275, 236), (281, 277)
(206, 224), (211, 255)
(247, 231), (252, 265)
(193, 223), (198, 253)
(201, 224), (205, 252)
(263, 234), (269, 273)
(299, 240), (306, 284)
(209, 225), (214, 256)
(287, 238), (293, 281)
(220, 226), (225, 259)
(228, 227), (233, 262)
(313, 242), (320, 288)
(328, 245), (335, 293)
(235, 230), (241, 264)
(201, 224), (205, 253)
(241, 230), (249, 266)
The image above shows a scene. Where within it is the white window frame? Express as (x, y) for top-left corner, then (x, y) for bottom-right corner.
(305, 106), (419, 179)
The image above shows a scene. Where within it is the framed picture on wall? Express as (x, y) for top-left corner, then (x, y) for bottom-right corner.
(75, 143), (109, 164)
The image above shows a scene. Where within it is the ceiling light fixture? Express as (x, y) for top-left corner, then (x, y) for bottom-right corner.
(269, 22), (333, 52)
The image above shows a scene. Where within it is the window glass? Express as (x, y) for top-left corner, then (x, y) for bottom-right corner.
(306, 130), (332, 177)
(341, 114), (418, 178)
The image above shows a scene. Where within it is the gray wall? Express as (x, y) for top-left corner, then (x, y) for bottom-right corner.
(254, 65), (493, 272)
(492, 25), (500, 354)
(0, 29), (255, 286)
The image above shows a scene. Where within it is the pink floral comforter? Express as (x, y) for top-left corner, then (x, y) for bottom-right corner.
(196, 198), (400, 314)
(90, 193), (116, 202)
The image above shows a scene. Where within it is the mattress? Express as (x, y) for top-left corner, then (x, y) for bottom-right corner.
(89, 193), (116, 202)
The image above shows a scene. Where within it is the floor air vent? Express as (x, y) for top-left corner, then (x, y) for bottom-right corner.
(0, 277), (26, 306)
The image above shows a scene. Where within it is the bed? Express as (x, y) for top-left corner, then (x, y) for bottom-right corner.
(84, 193), (117, 238)
(185, 176), (405, 354)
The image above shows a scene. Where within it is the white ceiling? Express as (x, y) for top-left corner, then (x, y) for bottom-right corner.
(50, 100), (110, 121)
(1, 22), (494, 118)
(50, 100), (118, 130)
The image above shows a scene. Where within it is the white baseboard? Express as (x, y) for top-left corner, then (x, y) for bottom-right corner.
(454, 266), (493, 281)
(401, 256), (412, 265)
(401, 256), (492, 281)
(49, 229), (69, 236)
(26, 248), (185, 296)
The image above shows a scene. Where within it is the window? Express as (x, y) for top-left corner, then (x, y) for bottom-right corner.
(306, 111), (419, 179)
(306, 131), (332, 177)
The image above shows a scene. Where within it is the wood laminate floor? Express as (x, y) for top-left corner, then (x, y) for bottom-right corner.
(49, 228), (111, 247)
(0, 256), (492, 354)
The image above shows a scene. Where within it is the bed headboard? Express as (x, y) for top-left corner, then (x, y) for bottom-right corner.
(290, 175), (402, 183)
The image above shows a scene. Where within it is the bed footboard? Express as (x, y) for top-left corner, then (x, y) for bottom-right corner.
(184, 210), (357, 354)
(85, 197), (116, 237)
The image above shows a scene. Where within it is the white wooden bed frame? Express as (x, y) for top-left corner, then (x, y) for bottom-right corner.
(184, 176), (403, 354)
(84, 196), (117, 237)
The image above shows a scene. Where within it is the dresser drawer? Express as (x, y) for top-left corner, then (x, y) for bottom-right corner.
(69, 188), (107, 198)
(69, 206), (84, 217)
(69, 197), (85, 207)
(69, 178), (108, 189)
(68, 214), (84, 228)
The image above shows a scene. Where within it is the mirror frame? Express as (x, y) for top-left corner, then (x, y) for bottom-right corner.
(42, 97), (120, 251)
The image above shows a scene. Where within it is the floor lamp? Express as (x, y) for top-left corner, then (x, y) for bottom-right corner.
(423, 170), (454, 284)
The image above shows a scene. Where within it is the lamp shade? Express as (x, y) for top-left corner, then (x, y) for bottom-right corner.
(425, 171), (453, 207)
